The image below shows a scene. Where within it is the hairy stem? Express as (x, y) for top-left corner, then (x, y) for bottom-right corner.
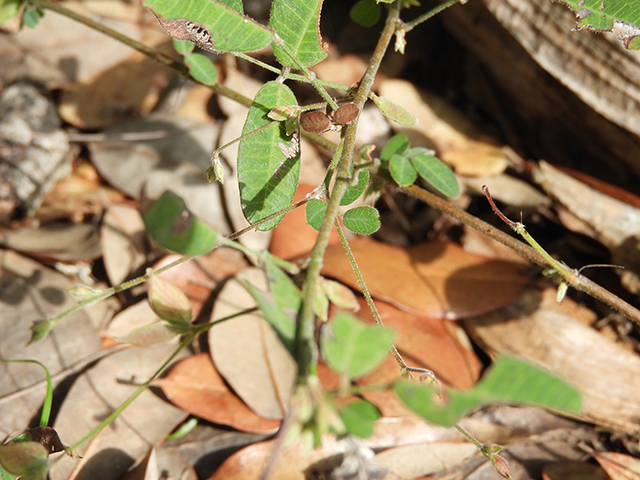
(294, 1), (402, 383)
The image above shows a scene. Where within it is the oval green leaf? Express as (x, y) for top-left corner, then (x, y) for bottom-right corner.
(320, 311), (395, 379)
(411, 154), (459, 197)
(389, 153), (417, 186)
(341, 400), (381, 438)
(173, 39), (195, 55)
(341, 169), (370, 206)
(350, 0), (381, 28)
(270, 0), (328, 68)
(237, 81), (300, 230)
(342, 205), (380, 235)
(143, 0), (272, 53)
(371, 94), (418, 126)
(305, 198), (327, 231)
(380, 134), (410, 162)
(395, 355), (582, 427)
(184, 53), (218, 85)
(143, 191), (219, 255)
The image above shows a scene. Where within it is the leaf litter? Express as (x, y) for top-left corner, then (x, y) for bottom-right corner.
(4, 3), (640, 479)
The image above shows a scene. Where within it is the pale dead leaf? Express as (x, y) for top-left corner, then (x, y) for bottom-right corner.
(0, 250), (103, 437)
(0, 5), (141, 88)
(209, 267), (297, 419)
(465, 287), (640, 433)
(101, 203), (147, 285)
(594, 451), (640, 480)
(322, 238), (529, 319)
(50, 344), (188, 480)
(378, 79), (510, 176)
(374, 442), (478, 480)
(463, 173), (549, 209)
(158, 353), (281, 434)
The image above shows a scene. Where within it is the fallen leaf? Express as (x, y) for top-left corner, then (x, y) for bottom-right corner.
(119, 447), (198, 480)
(322, 238), (529, 319)
(49, 344), (188, 480)
(594, 451), (640, 480)
(209, 267), (297, 419)
(465, 287), (640, 433)
(158, 353), (281, 434)
(101, 204), (147, 285)
(543, 461), (610, 480)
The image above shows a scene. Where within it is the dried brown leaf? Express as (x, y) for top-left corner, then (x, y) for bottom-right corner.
(322, 238), (529, 319)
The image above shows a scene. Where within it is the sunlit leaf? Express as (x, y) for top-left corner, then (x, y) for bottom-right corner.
(371, 95), (418, 126)
(411, 154), (459, 197)
(143, 190), (219, 255)
(305, 198), (327, 231)
(389, 153), (417, 186)
(395, 355), (582, 426)
(321, 311), (395, 379)
(184, 53), (218, 85)
(342, 206), (380, 235)
(238, 81), (300, 230)
(112, 323), (180, 347)
(350, 0), (381, 28)
(0, 0), (21, 26)
(270, 0), (328, 68)
(143, 0), (272, 53)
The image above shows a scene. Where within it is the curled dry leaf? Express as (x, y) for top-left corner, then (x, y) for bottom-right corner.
(158, 353), (280, 434)
(322, 238), (529, 319)
(209, 267), (297, 419)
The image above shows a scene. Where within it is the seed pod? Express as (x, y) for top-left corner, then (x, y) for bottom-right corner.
(300, 111), (332, 133)
(333, 103), (359, 125)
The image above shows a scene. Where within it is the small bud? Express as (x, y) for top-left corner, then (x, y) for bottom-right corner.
(491, 454), (512, 479)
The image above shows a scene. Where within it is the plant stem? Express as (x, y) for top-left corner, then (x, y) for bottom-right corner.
(334, 220), (412, 375)
(402, 0), (468, 33)
(294, 1), (402, 384)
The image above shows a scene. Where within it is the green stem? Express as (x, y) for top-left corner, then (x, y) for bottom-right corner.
(334, 220), (411, 375)
(70, 333), (194, 450)
(402, 0), (468, 33)
(294, 1), (402, 384)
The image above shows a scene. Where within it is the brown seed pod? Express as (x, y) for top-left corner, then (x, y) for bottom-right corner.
(332, 103), (359, 125)
(300, 111), (332, 133)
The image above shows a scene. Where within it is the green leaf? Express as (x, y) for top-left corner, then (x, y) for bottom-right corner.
(270, 0), (328, 68)
(184, 53), (218, 85)
(237, 81), (300, 230)
(350, 0), (381, 28)
(342, 206), (380, 235)
(556, 0), (640, 47)
(173, 38), (195, 55)
(395, 355), (582, 427)
(371, 95), (418, 126)
(389, 153), (417, 186)
(320, 311), (395, 379)
(380, 134), (410, 162)
(29, 320), (54, 344)
(0, 442), (48, 480)
(341, 400), (381, 438)
(305, 198), (327, 231)
(143, 191), (219, 255)
(0, 0), (21, 26)
(21, 6), (43, 28)
(243, 261), (300, 353)
(411, 154), (459, 197)
(340, 169), (370, 206)
(142, 0), (272, 53)
(148, 274), (193, 325)
(217, 0), (242, 13)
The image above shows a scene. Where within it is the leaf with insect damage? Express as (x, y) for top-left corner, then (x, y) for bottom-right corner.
(238, 81), (300, 231)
